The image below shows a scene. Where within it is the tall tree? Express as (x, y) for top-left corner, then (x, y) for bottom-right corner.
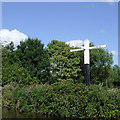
(15, 38), (51, 83)
(2, 38), (51, 84)
(90, 43), (113, 85)
(2, 43), (39, 86)
(48, 40), (84, 83)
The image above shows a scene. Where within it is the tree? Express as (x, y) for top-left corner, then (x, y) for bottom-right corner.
(2, 42), (39, 86)
(47, 40), (113, 85)
(2, 38), (51, 84)
(90, 43), (113, 85)
(110, 65), (120, 87)
(15, 38), (51, 83)
(47, 40), (84, 83)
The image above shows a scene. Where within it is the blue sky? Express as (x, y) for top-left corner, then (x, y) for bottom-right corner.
(2, 2), (118, 65)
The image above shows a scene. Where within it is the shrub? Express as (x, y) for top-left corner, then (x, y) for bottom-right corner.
(2, 81), (120, 118)
(2, 63), (39, 86)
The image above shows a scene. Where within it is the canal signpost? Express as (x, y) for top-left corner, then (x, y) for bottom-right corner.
(70, 39), (107, 85)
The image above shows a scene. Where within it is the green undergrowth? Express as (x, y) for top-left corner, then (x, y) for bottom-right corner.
(2, 81), (120, 118)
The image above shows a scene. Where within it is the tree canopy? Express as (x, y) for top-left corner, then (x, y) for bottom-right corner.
(16, 38), (51, 83)
(2, 38), (120, 88)
(47, 40), (84, 83)
(2, 38), (51, 85)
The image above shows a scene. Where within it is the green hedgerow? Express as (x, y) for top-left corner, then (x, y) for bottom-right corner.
(2, 81), (120, 118)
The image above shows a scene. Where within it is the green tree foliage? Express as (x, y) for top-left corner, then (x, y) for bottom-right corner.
(90, 44), (113, 85)
(2, 44), (39, 86)
(5, 41), (14, 52)
(2, 39), (114, 86)
(48, 40), (113, 85)
(109, 65), (120, 88)
(2, 38), (51, 85)
(2, 63), (39, 86)
(47, 40), (84, 83)
(9, 38), (51, 83)
(2, 42), (16, 65)
(112, 65), (120, 87)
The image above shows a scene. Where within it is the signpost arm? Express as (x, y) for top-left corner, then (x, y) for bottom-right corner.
(89, 45), (107, 50)
(70, 49), (83, 52)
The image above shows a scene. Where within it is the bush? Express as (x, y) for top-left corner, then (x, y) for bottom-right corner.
(2, 81), (120, 118)
(2, 63), (39, 86)
(2, 39), (51, 85)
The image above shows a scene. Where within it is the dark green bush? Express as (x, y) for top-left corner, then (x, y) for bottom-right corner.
(2, 63), (39, 86)
(2, 81), (120, 118)
(2, 39), (51, 85)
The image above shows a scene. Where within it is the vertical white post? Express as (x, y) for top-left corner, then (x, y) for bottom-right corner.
(84, 39), (90, 85)
(84, 39), (90, 64)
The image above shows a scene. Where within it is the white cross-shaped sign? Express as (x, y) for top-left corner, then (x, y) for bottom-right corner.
(70, 39), (107, 85)
(70, 39), (107, 64)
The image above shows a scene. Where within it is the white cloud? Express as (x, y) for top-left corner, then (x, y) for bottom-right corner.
(66, 40), (83, 48)
(110, 50), (118, 56)
(0, 29), (28, 47)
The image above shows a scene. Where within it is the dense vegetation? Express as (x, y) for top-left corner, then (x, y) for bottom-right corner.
(2, 38), (120, 118)
(2, 82), (120, 118)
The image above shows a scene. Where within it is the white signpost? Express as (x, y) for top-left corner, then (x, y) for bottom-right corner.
(70, 39), (107, 85)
